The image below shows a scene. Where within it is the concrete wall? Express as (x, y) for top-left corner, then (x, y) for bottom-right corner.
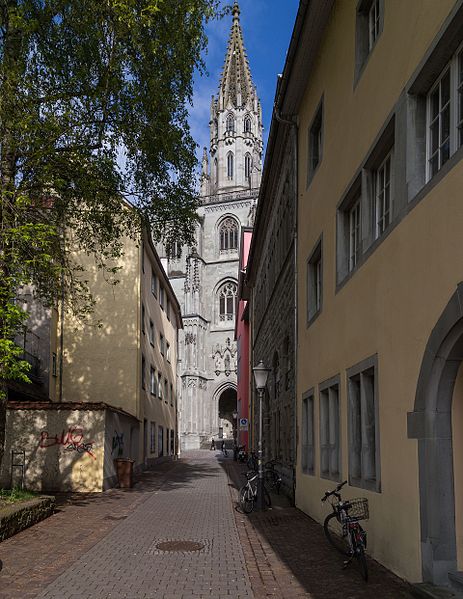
(295, 0), (461, 584)
(1, 409), (105, 492)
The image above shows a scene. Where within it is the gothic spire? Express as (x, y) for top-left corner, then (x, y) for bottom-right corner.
(219, 1), (254, 109)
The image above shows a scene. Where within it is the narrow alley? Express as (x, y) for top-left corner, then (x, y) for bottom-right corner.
(1, 451), (415, 599)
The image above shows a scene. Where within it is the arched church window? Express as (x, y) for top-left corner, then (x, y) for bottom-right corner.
(219, 217), (239, 252)
(227, 152), (234, 179)
(245, 153), (252, 180)
(226, 114), (235, 133)
(244, 115), (252, 133)
(218, 281), (237, 322)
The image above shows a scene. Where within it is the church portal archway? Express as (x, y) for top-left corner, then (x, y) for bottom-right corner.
(217, 385), (237, 440)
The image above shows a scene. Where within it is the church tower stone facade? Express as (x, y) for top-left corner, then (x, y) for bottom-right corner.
(165, 2), (262, 450)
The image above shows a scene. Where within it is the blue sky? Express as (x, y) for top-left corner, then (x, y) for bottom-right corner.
(189, 0), (300, 160)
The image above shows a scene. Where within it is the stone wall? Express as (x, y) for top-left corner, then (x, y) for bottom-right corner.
(0, 497), (55, 542)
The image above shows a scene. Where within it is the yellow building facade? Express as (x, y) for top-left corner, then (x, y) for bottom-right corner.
(284, 0), (463, 587)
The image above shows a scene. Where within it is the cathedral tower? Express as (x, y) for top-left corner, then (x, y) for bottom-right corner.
(166, 1), (262, 450)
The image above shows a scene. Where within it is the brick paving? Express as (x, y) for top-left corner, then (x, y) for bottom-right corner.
(0, 450), (418, 599)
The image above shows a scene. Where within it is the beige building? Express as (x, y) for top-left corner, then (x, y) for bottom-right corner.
(271, 0), (463, 589)
(1, 227), (181, 492)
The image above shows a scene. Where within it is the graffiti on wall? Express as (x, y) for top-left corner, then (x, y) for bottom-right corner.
(39, 427), (96, 460)
(112, 431), (124, 456)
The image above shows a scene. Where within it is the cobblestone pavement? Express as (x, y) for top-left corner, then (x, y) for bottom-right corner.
(0, 450), (417, 599)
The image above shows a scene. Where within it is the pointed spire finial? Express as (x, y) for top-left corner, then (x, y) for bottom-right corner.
(232, 1), (240, 21)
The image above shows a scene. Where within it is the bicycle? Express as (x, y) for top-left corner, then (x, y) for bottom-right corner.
(263, 460), (282, 494)
(239, 471), (271, 513)
(321, 480), (369, 581)
(247, 451), (257, 471)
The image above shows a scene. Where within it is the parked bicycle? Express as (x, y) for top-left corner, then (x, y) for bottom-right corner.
(321, 480), (369, 581)
(239, 470), (271, 513)
(263, 460), (282, 494)
(247, 450), (257, 471)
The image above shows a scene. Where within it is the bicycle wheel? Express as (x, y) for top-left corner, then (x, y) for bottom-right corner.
(355, 543), (368, 581)
(264, 469), (281, 494)
(239, 484), (254, 514)
(323, 512), (350, 556)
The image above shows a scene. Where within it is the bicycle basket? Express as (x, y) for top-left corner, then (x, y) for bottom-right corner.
(346, 498), (369, 520)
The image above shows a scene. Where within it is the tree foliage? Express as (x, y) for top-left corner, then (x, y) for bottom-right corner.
(0, 0), (221, 465)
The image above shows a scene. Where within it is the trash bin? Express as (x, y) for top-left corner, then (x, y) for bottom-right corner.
(114, 458), (134, 489)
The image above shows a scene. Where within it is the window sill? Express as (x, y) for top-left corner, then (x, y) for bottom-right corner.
(307, 308), (322, 328)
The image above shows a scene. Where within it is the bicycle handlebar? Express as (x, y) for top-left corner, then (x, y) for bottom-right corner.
(321, 480), (348, 502)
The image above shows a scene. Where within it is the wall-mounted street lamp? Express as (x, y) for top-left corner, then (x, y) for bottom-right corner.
(252, 360), (271, 510)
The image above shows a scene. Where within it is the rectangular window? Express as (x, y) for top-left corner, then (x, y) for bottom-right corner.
(141, 355), (146, 389)
(368, 0), (380, 51)
(302, 391), (314, 475)
(149, 320), (154, 346)
(52, 352), (57, 377)
(150, 367), (156, 396)
(158, 373), (162, 400)
(151, 269), (157, 297)
(319, 381), (340, 481)
(428, 68), (451, 179)
(307, 99), (323, 184)
(167, 299), (171, 322)
(307, 238), (323, 324)
(347, 356), (380, 491)
(170, 383), (174, 406)
(170, 429), (175, 454)
(158, 426), (164, 457)
(141, 304), (145, 334)
(164, 379), (168, 403)
(159, 286), (165, 310)
(374, 152), (392, 238)
(150, 422), (156, 453)
(349, 199), (361, 272)
(160, 334), (165, 356)
(166, 342), (171, 363)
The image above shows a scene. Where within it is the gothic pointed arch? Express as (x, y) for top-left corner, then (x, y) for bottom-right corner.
(244, 114), (252, 133)
(245, 152), (252, 180)
(227, 151), (234, 179)
(215, 279), (238, 324)
(218, 215), (239, 253)
(226, 113), (235, 133)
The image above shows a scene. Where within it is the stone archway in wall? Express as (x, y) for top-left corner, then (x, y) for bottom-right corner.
(408, 283), (463, 585)
(215, 383), (237, 440)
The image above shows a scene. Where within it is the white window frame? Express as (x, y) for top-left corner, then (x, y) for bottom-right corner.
(374, 151), (392, 239)
(158, 373), (162, 400)
(349, 198), (361, 272)
(368, 0), (380, 51)
(319, 383), (340, 481)
(150, 367), (156, 396)
(426, 43), (463, 181)
(302, 392), (314, 475)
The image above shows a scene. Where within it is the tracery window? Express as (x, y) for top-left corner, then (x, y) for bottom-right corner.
(244, 115), (252, 133)
(226, 114), (235, 133)
(245, 153), (252, 180)
(219, 217), (238, 252)
(227, 152), (234, 179)
(218, 281), (237, 323)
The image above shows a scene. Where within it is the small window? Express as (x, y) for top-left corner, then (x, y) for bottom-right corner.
(227, 152), (234, 179)
(307, 238), (322, 324)
(141, 355), (146, 389)
(170, 429), (175, 454)
(319, 381), (340, 481)
(348, 199), (362, 272)
(149, 320), (154, 346)
(151, 270), (157, 297)
(374, 151), (392, 239)
(164, 379), (168, 403)
(219, 217), (239, 252)
(52, 352), (57, 377)
(166, 342), (171, 363)
(158, 373), (162, 400)
(158, 426), (164, 457)
(308, 100), (323, 184)
(160, 334), (165, 356)
(347, 356), (380, 492)
(355, 0), (384, 81)
(159, 286), (165, 310)
(167, 299), (170, 321)
(141, 304), (145, 334)
(244, 115), (252, 133)
(428, 68), (451, 179)
(170, 383), (174, 406)
(368, 0), (380, 51)
(150, 422), (156, 453)
(150, 367), (156, 395)
(302, 391), (314, 475)
(218, 281), (237, 323)
(245, 153), (252, 180)
(226, 114), (235, 133)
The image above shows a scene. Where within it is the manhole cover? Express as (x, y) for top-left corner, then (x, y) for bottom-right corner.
(156, 540), (204, 552)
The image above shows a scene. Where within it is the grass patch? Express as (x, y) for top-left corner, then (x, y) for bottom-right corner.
(0, 488), (36, 506)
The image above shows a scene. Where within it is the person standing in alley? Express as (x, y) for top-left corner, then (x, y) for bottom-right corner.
(210, 437), (215, 450)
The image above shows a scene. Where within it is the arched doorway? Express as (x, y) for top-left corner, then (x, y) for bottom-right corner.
(408, 283), (463, 585)
(218, 386), (237, 440)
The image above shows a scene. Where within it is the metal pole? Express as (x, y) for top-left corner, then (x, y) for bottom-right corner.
(256, 387), (265, 510)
